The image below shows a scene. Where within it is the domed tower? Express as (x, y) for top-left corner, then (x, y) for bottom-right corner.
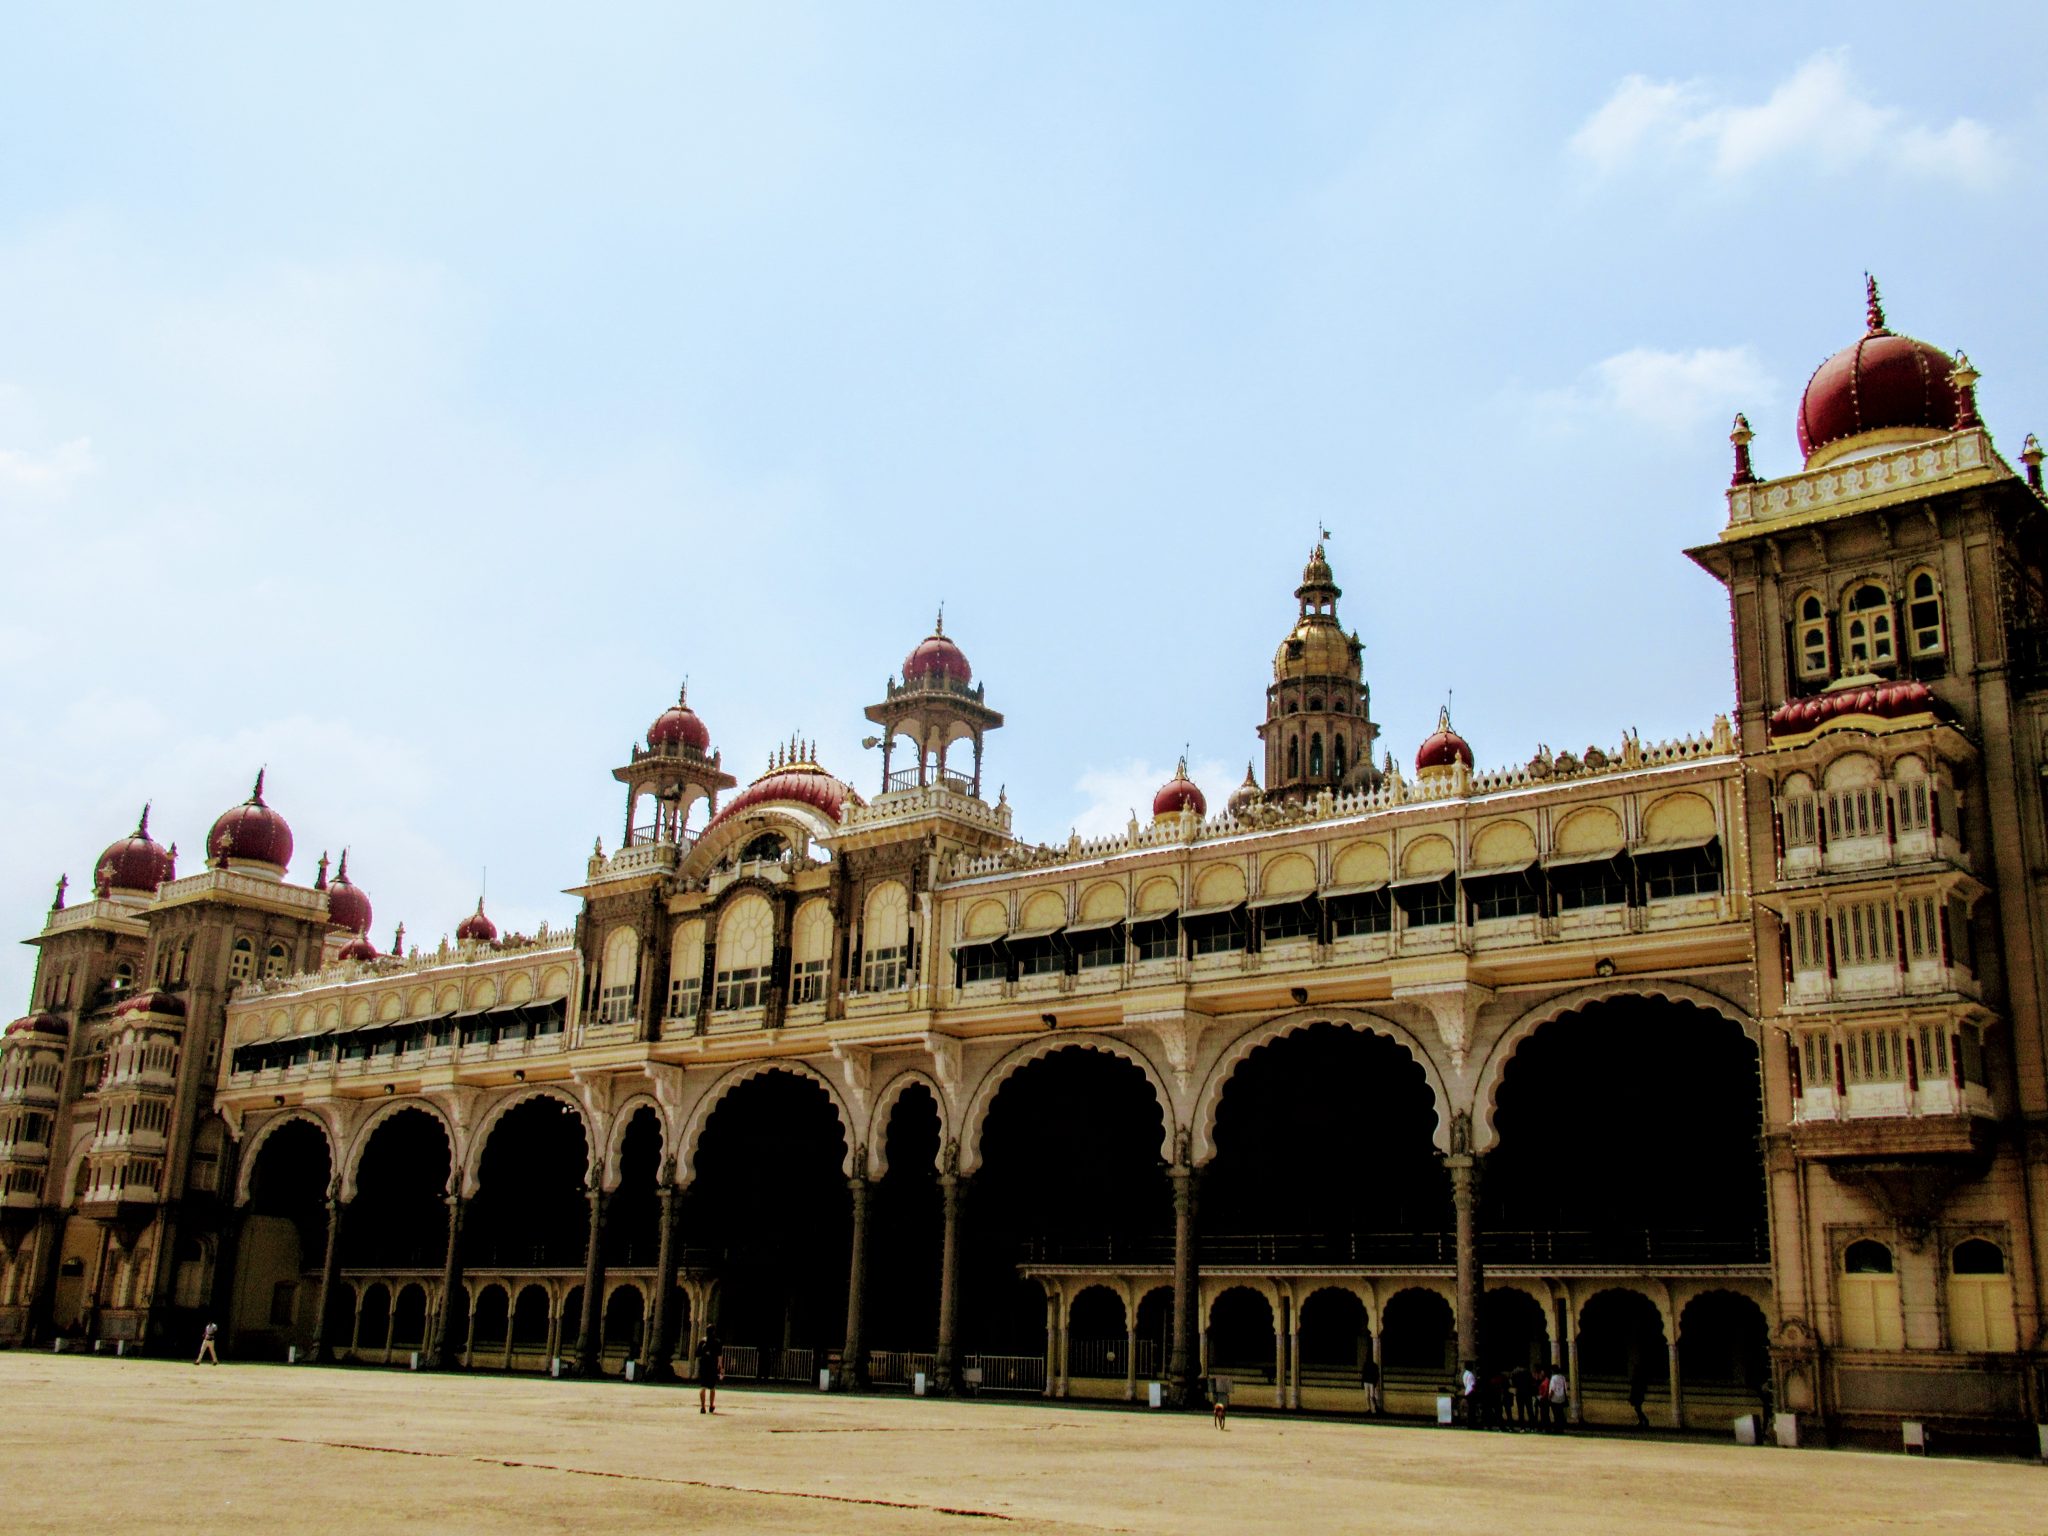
(1257, 543), (1378, 803)
(614, 684), (738, 848)
(863, 611), (1004, 798)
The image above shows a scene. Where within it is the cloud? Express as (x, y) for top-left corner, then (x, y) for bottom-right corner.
(1572, 52), (2006, 187)
(1526, 345), (1776, 437)
(1068, 757), (1235, 840)
(0, 436), (95, 494)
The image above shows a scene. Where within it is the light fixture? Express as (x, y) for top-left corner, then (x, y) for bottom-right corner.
(514, 1068), (526, 1081)
(1595, 956), (1617, 978)
(272, 1094), (285, 1106)
(383, 1083), (395, 1095)
(1041, 1013), (1057, 1029)
(1290, 987), (1308, 1006)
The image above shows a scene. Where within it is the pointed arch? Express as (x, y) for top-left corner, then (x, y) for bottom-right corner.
(958, 1033), (1177, 1176)
(599, 1092), (669, 1192)
(234, 1107), (342, 1206)
(459, 1086), (591, 1198)
(344, 1097), (458, 1202)
(1190, 1007), (1451, 1165)
(866, 1068), (953, 1178)
(675, 1059), (856, 1187)
(1472, 981), (1755, 1153)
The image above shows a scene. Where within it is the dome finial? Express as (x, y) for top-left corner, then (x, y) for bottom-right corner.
(1864, 272), (1887, 334)
(52, 872), (68, 911)
(934, 602), (944, 637)
(1730, 414), (1758, 486)
(315, 850), (330, 890)
(336, 847), (350, 882)
(250, 767), (267, 805)
(135, 803), (151, 839)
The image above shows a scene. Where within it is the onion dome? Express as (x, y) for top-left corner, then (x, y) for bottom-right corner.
(1416, 706), (1474, 773)
(206, 770), (294, 872)
(706, 739), (864, 830)
(1227, 763), (1262, 817)
(324, 850), (373, 935)
(456, 898), (498, 945)
(4, 1012), (67, 1040)
(1152, 757), (1207, 819)
(1796, 278), (1965, 467)
(112, 989), (187, 1018)
(94, 805), (176, 897)
(337, 934), (379, 963)
(902, 609), (971, 686)
(647, 683), (712, 753)
(1768, 677), (1947, 741)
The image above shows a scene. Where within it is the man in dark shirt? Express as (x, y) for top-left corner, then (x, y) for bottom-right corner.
(695, 1329), (723, 1414)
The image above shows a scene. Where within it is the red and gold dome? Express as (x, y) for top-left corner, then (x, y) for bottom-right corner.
(456, 898), (498, 945)
(1796, 278), (1969, 467)
(94, 805), (176, 897)
(337, 934), (379, 962)
(4, 1012), (67, 1040)
(706, 740), (863, 830)
(206, 770), (294, 873)
(1768, 677), (1946, 741)
(325, 849), (372, 935)
(1416, 707), (1473, 773)
(902, 611), (971, 687)
(647, 684), (712, 753)
(1153, 757), (1207, 819)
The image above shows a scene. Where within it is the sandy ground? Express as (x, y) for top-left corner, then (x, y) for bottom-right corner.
(0, 1355), (2040, 1535)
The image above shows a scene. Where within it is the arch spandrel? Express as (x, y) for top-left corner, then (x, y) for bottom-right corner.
(1471, 981), (1756, 1154)
(234, 1106), (343, 1207)
(674, 1059), (858, 1187)
(957, 1033), (1178, 1177)
(344, 1097), (460, 1203)
(458, 1086), (593, 1199)
(865, 1067), (952, 1178)
(1189, 1007), (1453, 1165)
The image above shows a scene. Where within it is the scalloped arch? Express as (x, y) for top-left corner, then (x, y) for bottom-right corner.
(234, 1107), (341, 1206)
(1190, 1007), (1451, 1166)
(675, 1059), (856, 1187)
(345, 1097), (459, 1202)
(958, 1033), (1176, 1176)
(600, 1093), (669, 1192)
(459, 1086), (591, 1198)
(1471, 981), (1756, 1153)
(866, 1068), (953, 1178)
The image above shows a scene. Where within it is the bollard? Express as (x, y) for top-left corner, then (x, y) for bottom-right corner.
(1773, 1413), (1799, 1449)
(288, 1345), (299, 1364)
(550, 1357), (562, 1379)
(52, 1339), (65, 1355)
(1436, 1395), (1454, 1426)
(409, 1351), (421, 1371)
(2036, 1424), (2047, 1462)
(818, 1369), (832, 1392)
(1901, 1421), (1926, 1455)
(1733, 1415), (1758, 1446)
(913, 1372), (927, 1397)
(1147, 1382), (1163, 1409)
(625, 1361), (637, 1383)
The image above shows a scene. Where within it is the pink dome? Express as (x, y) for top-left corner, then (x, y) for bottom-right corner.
(1796, 279), (1964, 463)
(94, 805), (176, 896)
(1416, 707), (1473, 772)
(325, 850), (373, 934)
(902, 612), (971, 686)
(113, 989), (187, 1018)
(206, 771), (294, 871)
(4, 1012), (67, 1040)
(1153, 758), (1207, 818)
(648, 685), (712, 752)
(456, 899), (498, 944)
(1769, 678), (1944, 740)
(337, 934), (379, 962)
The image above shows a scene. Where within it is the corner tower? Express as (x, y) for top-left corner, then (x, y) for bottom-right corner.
(1258, 544), (1377, 803)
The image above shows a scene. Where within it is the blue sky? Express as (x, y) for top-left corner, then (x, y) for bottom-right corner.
(3, 4), (2044, 1003)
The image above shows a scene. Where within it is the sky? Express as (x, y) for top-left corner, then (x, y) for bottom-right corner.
(3, 3), (2045, 1007)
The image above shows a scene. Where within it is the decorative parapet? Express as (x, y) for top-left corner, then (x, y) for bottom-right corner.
(1723, 428), (2009, 535)
(154, 867), (329, 916)
(946, 720), (1735, 879)
(585, 839), (683, 883)
(38, 896), (151, 936)
(236, 923), (579, 999)
(839, 783), (1013, 838)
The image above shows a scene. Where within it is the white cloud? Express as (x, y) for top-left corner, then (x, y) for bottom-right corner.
(0, 436), (95, 494)
(1527, 345), (1776, 437)
(1573, 52), (2006, 187)
(1069, 757), (1235, 840)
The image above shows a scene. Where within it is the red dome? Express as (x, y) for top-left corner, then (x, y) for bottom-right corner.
(325, 850), (372, 934)
(337, 934), (379, 962)
(207, 770), (294, 871)
(902, 613), (971, 686)
(1153, 759), (1207, 819)
(1769, 678), (1944, 740)
(648, 685), (712, 752)
(113, 989), (187, 1018)
(456, 899), (498, 944)
(94, 805), (176, 896)
(1796, 280), (1962, 463)
(707, 750), (862, 831)
(1416, 707), (1473, 772)
(4, 1012), (67, 1040)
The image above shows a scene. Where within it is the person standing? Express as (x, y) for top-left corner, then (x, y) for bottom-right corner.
(1359, 1356), (1381, 1416)
(1510, 1363), (1535, 1428)
(1627, 1359), (1650, 1428)
(695, 1329), (723, 1414)
(195, 1320), (220, 1366)
(1546, 1363), (1569, 1430)
(1459, 1362), (1478, 1428)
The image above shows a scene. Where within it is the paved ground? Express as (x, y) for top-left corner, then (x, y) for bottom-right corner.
(1, 1355), (2040, 1534)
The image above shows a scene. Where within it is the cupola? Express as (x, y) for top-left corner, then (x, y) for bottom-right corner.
(324, 849), (373, 935)
(455, 898), (498, 945)
(647, 684), (712, 753)
(94, 805), (176, 897)
(206, 771), (294, 875)
(1415, 706), (1474, 777)
(902, 610), (972, 687)
(1796, 277), (1971, 468)
(1152, 757), (1207, 820)
(1227, 764), (1263, 818)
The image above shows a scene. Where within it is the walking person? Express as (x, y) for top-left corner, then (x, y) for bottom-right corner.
(695, 1329), (723, 1414)
(1211, 1376), (1230, 1429)
(1546, 1363), (1569, 1430)
(1359, 1356), (1381, 1416)
(1459, 1362), (1478, 1428)
(1627, 1359), (1650, 1428)
(194, 1320), (220, 1366)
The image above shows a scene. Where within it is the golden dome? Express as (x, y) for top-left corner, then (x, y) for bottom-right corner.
(1273, 619), (1359, 681)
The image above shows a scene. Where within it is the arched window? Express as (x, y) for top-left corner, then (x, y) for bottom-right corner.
(1333, 734), (1347, 779)
(1309, 733), (1324, 778)
(1947, 1238), (2016, 1352)
(666, 920), (705, 1021)
(1308, 697), (1323, 712)
(112, 961), (135, 994)
(599, 927), (641, 1024)
(228, 938), (254, 984)
(173, 941), (191, 984)
(1839, 1239), (1902, 1349)
(1779, 772), (1818, 851)
(1906, 568), (1944, 657)
(1795, 592), (1830, 681)
(1841, 582), (1894, 668)
(860, 882), (912, 994)
(1287, 737), (1300, 779)
(263, 942), (290, 980)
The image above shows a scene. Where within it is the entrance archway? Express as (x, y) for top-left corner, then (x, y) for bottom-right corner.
(1480, 1287), (1549, 1373)
(344, 1109), (451, 1269)
(470, 1098), (590, 1268)
(1297, 1287), (1370, 1390)
(1381, 1287), (1455, 1406)
(1206, 1286), (1276, 1391)
(1678, 1290), (1769, 1424)
(869, 1082), (942, 1367)
(604, 1107), (663, 1268)
(1577, 1288), (1669, 1424)
(1067, 1285), (1128, 1381)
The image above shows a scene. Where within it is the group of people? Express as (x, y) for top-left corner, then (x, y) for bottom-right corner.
(1456, 1361), (1570, 1430)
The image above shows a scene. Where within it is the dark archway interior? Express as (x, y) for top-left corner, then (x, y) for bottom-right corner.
(247, 1119), (332, 1255)
(1678, 1291), (1769, 1388)
(1134, 1287), (1171, 1379)
(604, 1108), (663, 1266)
(869, 1085), (942, 1353)
(1486, 999), (1764, 1261)
(471, 1284), (508, 1346)
(1479, 1286), (1548, 1372)
(346, 1109), (451, 1268)
(687, 1071), (850, 1363)
(357, 1282), (390, 1348)
(470, 1099), (590, 1267)
(964, 1049), (1168, 1355)
(1298, 1287), (1369, 1373)
(1207, 1286), (1275, 1379)
(1203, 1024), (1450, 1260)
(1577, 1288), (1669, 1385)
(1381, 1287), (1454, 1378)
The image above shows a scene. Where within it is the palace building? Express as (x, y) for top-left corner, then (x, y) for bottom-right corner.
(3, 282), (2044, 1443)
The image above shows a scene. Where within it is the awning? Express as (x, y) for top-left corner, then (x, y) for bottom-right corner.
(1063, 915), (1126, 936)
(1319, 879), (1389, 899)
(952, 934), (1006, 951)
(1248, 890), (1319, 910)
(1389, 871), (1454, 889)
(1461, 859), (1536, 881)
(1542, 848), (1625, 868)
(1129, 908), (1180, 925)
(1180, 899), (1245, 920)
(1004, 922), (1067, 943)
(1631, 835), (1716, 856)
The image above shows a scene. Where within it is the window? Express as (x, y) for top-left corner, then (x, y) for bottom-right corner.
(1287, 737), (1300, 778)
(599, 927), (641, 1024)
(712, 967), (765, 1011)
(1842, 582), (1894, 667)
(1780, 778), (1819, 849)
(1790, 908), (1828, 973)
(1467, 873), (1540, 921)
(1333, 735), (1347, 778)
(1799, 1031), (1830, 1090)
(228, 939), (254, 984)
(1130, 915), (1179, 961)
(1915, 1023), (1951, 1079)
(1843, 1025), (1906, 1085)
(668, 920), (705, 1019)
(1839, 1238), (1903, 1350)
(1186, 909), (1245, 955)
(861, 882), (912, 993)
(1796, 592), (1830, 680)
(1393, 877), (1455, 928)
(714, 896), (773, 1011)
(263, 942), (290, 980)
(1070, 926), (1123, 971)
(1309, 734), (1324, 777)
(1327, 891), (1390, 937)
(1258, 900), (1316, 944)
(954, 943), (1005, 986)
(1903, 894), (1940, 962)
(1637, 841), (1722, 899)
(790, 960), (827, 1004)
(1906, 569), (1944, 656)
(1893, 763), (1932, 836)
(1834, 900), (1897, 968)
(1947, 1239), (2016, 1352)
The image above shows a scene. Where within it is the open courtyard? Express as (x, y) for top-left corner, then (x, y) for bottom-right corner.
(0, 1355), (2038, 1536)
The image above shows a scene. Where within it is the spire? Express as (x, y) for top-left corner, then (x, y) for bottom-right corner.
(315, 851), (330, 891)
(1729, 414), (1758, 486)
(249, 768), (267, 805)
(2022, 433), (2044, 493)
(52, 873), (67, 912)
(135, 803), (152, 840)
(336, 848), (350, 883)
(934, 603), (945, 637)
(1950, 352), (1981, 430)
(1864, 273), (1888, 335)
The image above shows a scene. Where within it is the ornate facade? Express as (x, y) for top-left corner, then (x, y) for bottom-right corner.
(2, 283), (2043, 1443)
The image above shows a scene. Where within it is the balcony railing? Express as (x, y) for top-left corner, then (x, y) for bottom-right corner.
(884, 767), (975, 795)
(1020, 1228), (1769, 1268)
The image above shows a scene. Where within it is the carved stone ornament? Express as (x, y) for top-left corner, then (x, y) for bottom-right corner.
(1142, 1011), (1208, 1094)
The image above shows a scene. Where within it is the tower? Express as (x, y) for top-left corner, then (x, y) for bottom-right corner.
(1258, 544), (1377, 802)
(614, 685), (737, 848)
(863, 612), (1003, 798)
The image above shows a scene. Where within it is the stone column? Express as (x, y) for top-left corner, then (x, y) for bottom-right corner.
(575, 1188), (607, 1375)
(24, 1208), (62, 1345)
(935, 1169), (966, 1392)
(643, 1184), (679, 1381)
(1447, 1153), (1482, 1370)
(308, 1196), (349, 1363)
(1273, 1294), (1289, 1410)
(1124, 1302), (1138, 1402)
(427, 1194), (465, 1368)
(842, 1170), (872, 1389)
(1168, 1160), (1199, 1406)
(1287, 1295), (1302, 1410)
(1045, 1289), (1060, 1398)
(1566, 1319), (1582, 1425)
(1667, 1333), (1683, 1429)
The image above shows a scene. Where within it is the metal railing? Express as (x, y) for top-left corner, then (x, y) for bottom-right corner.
(868, 1349), (938, 1385)
(963, 1354), (1045, 1393)
(884, 767), (976, 795)
(1066, 1337), (1159, 1379)
(1020, 1228), (1768, 1268)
